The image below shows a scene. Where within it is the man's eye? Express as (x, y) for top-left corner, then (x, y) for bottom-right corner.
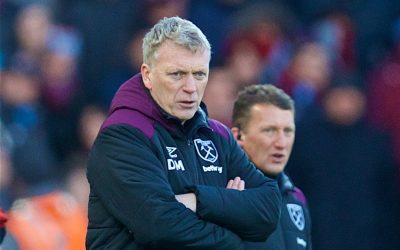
(264, 128), (277, 136)
(284, 128), (295, 137)
(193, 72), (206, 80)
(169, 72), (184, 79)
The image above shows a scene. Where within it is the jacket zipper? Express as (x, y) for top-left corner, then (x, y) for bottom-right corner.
(186, 137), (200, 184)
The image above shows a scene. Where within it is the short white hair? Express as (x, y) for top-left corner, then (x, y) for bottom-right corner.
(142, 16), (211, 65)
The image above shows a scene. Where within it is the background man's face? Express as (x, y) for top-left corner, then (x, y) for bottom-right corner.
(240, 104), (295, 176)
(142, 40), (210, 121)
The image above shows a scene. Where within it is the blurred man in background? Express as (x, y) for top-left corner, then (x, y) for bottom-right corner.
(232, 84), (312, 249)
(287, 79), (399, 249)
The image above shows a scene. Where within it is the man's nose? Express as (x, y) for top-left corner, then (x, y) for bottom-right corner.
(183, 75), (197, 93)
(274, 131), (288, 148)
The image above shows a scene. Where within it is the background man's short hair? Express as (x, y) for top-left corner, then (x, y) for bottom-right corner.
(232, 84), (294, 129)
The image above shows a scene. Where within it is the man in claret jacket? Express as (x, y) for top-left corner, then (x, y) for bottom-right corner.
(86, 16), (281, 250)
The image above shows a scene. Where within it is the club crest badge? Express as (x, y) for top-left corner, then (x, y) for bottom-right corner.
(287, 204), (305, 231)
(194, 139), (218, 163)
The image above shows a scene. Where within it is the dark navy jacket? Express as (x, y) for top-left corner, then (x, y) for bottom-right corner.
(244, 173), (312, 250)
(86, 74), (282, 249)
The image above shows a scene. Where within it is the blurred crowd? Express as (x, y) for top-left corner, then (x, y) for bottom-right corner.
(0, 0), (399, 249)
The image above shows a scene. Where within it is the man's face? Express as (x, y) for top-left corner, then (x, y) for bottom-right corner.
(141, 40), (210, 121)
(239, 104), (295, 176)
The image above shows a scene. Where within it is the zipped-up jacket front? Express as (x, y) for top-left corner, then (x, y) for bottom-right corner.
(86, 74), (282, 249)
(244, 173), (312, 249)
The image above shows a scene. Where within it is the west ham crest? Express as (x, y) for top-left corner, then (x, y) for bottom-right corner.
(287, 204), (305, 231)
(194, 139), (218, 163)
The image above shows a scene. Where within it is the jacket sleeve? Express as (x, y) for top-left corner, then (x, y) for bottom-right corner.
(87, 125), (244, 250)
(189, 131), (282, 242)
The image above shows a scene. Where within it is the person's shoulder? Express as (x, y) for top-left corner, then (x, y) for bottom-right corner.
(101, 109), (155, 139)
(207, 118), (230, 140)
(291, 186), (308, 206)
(280, 173), (309, 206)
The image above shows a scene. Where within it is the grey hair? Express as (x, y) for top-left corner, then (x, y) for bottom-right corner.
(142, 16), (211, 65)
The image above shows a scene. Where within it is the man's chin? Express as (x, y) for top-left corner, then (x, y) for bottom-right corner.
(175, 110), (197, 122)
(264, 163), (285, 175)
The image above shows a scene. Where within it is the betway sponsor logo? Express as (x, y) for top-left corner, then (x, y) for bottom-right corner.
(202, 165), (222, 174)
(296, 237), (307, 248)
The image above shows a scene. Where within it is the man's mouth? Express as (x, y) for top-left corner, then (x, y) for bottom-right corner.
(271, 153), (285, 162)
(179, 100), (196, 108)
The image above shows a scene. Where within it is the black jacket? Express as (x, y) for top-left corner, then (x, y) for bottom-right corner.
(86, 74), (282, 249)
(244, 173), (312, 249)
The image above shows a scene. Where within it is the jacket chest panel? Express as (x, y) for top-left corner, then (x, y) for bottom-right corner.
(157, 134), (227, 193)
(279, 195), (310, 249)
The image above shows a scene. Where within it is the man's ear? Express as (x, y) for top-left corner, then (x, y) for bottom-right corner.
(141, 63), (152, 90)
(231, 127), (244, 147)
(231, 127), (240, 140)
